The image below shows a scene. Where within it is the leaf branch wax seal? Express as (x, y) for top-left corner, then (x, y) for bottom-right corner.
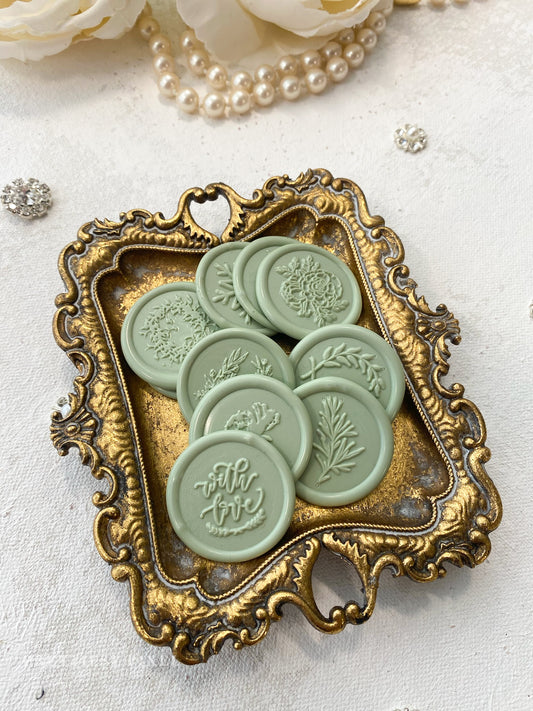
(290, 324), (406, 419)
(196, 242), (274, 334)
(166, 430), (296, 562)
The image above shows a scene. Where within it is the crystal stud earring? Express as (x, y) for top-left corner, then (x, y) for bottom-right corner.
(1, 178), (52, 218)
(394, 125), (428, 153)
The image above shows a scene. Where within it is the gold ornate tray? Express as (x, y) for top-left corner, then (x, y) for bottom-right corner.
(51, 170), (502, 665)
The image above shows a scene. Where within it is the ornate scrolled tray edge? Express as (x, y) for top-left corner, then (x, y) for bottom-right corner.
(50, 169), (502, 664)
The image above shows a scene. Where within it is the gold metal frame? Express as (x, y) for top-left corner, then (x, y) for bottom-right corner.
(51, 170), (501, 664)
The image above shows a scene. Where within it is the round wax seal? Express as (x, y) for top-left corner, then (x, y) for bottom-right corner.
(290, 324), (405, 419)
(233, 235), (301, 330)
(166, 430), (296, 562)
(121, 282), (217, 395)
(177, 328), (295, 421)
(189, 374), (313, 479)
(256, 243), (362, 340)
(294, 377), (394, 507)
(196, 242), (274, 334)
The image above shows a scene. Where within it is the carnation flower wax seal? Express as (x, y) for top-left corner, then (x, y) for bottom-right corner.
(1, 178), (52, 219)
(256, 243), (362, 339)
(189, 374), (313, 480)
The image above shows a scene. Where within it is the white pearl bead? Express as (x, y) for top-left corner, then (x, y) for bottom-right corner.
(203, 92), (226, 119)
(176, 87), (199, 114)
(365, 11), (386, 35)
(305, 68), (328, 95)
(158, 72), (180, 98)
(138, 15), (159, 40)
(253, 81), (275, 107)
(301, 50), (322, 71)
(255, 64), (277, 85)
(321, 41), (342, 61)
(277, 55), (299, 76)
(152, 53), (174, 75)
(206, 64), (228, 90)
(149, 33), (171, 56)
(279, 75), (301, 101)
(230, 89), (252, 115)
(356, 28), (377, 51)
(343, 43), (365, 69)
(188, 50), (209, 77)
(231, 71), (253, 92)
(326, 57), (348, 83)
(337, 28), (355, 46)
(180, 30), (199, 53)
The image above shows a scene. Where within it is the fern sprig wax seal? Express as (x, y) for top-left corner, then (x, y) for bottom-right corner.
(294, 377), (394, 506)
(166, 430), (296, 562)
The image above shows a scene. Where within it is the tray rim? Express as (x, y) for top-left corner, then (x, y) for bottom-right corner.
(50, 169), (502, 664)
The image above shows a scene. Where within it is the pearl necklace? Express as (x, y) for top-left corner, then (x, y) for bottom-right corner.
(137, 3), (392, 118)
(138, 1), (469, 119)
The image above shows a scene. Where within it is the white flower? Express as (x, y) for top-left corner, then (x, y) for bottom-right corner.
(0, 0), (146, 62)
(176, 0), (393, 63)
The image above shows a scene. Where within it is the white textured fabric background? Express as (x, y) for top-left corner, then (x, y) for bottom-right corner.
(0, 2), (532, 710)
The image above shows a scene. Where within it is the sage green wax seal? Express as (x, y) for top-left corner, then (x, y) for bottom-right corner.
(166, 430), (296, 562)
(196, 242), (274, 334)
(256, 243), (362, 340)
(290, 324), (405, 419)
(121, 282), (217, 395)
(294, 377), (394, 507)
(189, 374), (313, 479)
(233, 235), (301, 330)
(177, 328), (295, 421)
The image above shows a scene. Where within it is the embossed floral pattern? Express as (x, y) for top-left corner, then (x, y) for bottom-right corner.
(225, 402), (281, 441)
(140, 294), (216, 366)
(276, 255), (348, 328)
(212, 262), (252, 325)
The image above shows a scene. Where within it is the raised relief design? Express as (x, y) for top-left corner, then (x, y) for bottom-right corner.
(276, 255), (348, 327)
(195, 458), (266, 537)
(193, 347), (248, 399)
(300, 343), (385, 397)
(193, 349), (274, 400)
(140, 294), (215, 366)
(225, 402), (281, 442)
(212, 261), (252, 325)
(313, 395), (365, 486)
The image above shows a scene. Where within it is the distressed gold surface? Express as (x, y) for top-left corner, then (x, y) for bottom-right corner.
(51, 170), (501, 664)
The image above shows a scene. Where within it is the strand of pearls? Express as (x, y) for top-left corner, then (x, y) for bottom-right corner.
(137, 3), (392, 119)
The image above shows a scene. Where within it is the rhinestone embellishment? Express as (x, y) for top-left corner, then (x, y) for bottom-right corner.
(394, 124), (428, 153)
(1, 178), (52, 218)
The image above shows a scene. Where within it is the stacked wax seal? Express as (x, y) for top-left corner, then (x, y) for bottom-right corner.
(121, 236), (405, 562)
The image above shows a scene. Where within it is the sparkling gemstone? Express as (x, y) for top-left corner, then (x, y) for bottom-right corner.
(1, 178), (52, 218)
(394, 124), (428, 153)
